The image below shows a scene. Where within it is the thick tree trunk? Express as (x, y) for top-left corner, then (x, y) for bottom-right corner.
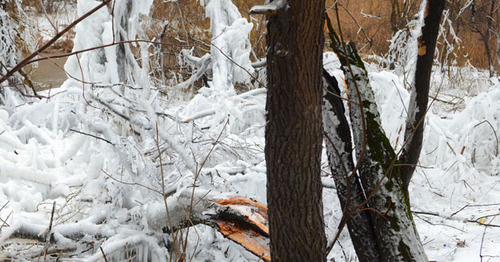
(400, 0), (446, 192)
(265, 0), (327, 261)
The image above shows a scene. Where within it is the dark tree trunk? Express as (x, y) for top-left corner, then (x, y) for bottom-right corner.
(485, 0), (497, 77)
(390, 0), (401, 33)
(400, 0), (446, 192)
(265, 0), (327, 261)
(483, 35), (495, 77)
(497, 36), (500, 70)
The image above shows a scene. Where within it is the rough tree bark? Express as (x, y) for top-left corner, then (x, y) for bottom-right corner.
(326, 13), (428, 261)
(264, 0), (327, 261)
(323, 70), (381, 261)
(400, 0), (446, 192)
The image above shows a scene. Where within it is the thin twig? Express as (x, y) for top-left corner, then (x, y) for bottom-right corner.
(451, 203), (500, 217)
(27, 40), (184, 65)
(100, 246), (108, 262)
(155, 122), (177, 258)
(479, 216), (496, 261)
(44, 201), (57, 260)
(0, 200), (12, 229)
(101, 169), (165, 196)
(337, 3), (373, 46)
(69, 129), (114, 145)
(39, 0), (58, 33)
(75, 54), (98, 109)
(183, 119), (229, 256)
(48, 201), (56, 233)
(210, 43), (264, 87)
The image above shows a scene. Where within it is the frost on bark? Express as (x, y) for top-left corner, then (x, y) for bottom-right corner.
(325, 18), (428, 261)
(322, 70), (381, 262)
(111, 0), (152, 86)
(265, 0), (327, 261)
(113, 0), (135, 84)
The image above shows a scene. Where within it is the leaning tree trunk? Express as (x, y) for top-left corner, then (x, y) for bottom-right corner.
(264, 0), (327, 261)
(322, 70), (381, 262)
(400, 0), (446, 192)
(326, 15), (428, 261)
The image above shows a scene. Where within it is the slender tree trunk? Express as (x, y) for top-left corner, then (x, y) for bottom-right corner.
(390, 0), (401, 33)
(265, 0), (327, 261)
(496, 35), (500, 69)
(483, 35), (495, 77)
(400, 0), (446, 192)
(486, 0), (497, 77)
(115, 0), (133, 84)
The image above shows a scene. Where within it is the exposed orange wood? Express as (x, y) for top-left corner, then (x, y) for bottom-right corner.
(216, 220), (271, 262)
(215, 197), (268, 211)
(214, 197), (269, 235)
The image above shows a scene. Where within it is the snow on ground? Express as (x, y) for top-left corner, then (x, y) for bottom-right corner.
(1, 1), (499, 261)
(323, 55), (500, 262)
(1, 58), (497, 261)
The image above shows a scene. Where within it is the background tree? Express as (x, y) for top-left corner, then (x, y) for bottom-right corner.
(460, 0), (498, 77)
(262, 0), (327, 260)
(389, 0), (419, 35)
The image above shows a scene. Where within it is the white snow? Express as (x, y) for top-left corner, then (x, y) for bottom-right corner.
(0, 1), (499, 261)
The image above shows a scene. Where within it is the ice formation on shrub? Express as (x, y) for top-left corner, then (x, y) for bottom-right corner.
(0, 0), (498, 261)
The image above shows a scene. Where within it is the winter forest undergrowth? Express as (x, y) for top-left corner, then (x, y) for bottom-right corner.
(0, 0), (499, 261)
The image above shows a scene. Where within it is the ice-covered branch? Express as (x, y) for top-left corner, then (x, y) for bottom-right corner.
(175, 52), (212, 90)
(249, 0), (287, 15)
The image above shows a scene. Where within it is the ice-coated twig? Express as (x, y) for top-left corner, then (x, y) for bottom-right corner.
(251, 59), (266, 68)
(175, 52), (212, 90)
